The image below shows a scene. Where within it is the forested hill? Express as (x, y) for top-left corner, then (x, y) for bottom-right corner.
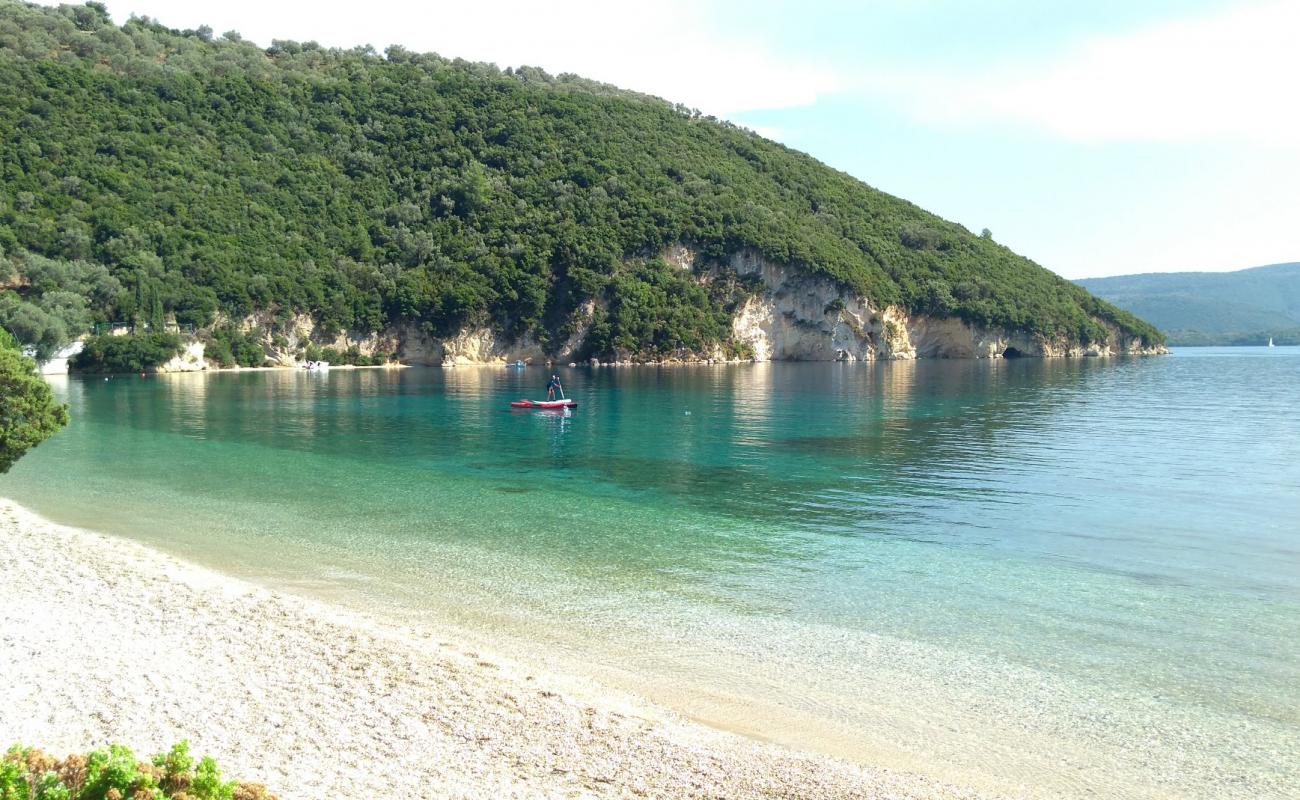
(0, 1), (1161, 361)
(1078, 263), (1300, 346)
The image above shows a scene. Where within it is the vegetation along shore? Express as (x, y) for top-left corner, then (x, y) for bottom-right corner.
(0, 2), (1163, 372)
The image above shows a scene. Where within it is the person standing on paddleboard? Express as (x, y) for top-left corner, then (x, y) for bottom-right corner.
(546, 374), (564, 400)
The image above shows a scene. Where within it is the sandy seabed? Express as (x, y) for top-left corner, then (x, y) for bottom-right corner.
(0, 500), (994, 799)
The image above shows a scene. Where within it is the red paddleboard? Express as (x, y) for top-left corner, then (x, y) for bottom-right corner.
(510, 399), (577, 409)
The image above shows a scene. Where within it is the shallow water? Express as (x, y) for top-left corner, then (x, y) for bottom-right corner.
(7, 349), (1299, 797)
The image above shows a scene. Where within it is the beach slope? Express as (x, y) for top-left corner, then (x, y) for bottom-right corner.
(0, 501), (986, 799)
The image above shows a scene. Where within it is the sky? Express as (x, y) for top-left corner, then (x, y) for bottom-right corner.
(48, 0), (1300, 279)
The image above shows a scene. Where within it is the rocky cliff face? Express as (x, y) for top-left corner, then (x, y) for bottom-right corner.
(190, 312), (552, 368)
(724, 248), (1164, 361)
(158, 341), (208, 372)
(394, 324), (547, 366)
(162, 246), (1163, 370)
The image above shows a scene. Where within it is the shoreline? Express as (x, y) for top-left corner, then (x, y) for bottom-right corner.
(121, 351), (1169, 378)
(157, 362), (408, 375)
(0, 499), (990, 799)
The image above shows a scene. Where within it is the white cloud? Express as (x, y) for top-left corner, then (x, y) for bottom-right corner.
(880, 0), (1300, 147)
(88, 0), (841, 116)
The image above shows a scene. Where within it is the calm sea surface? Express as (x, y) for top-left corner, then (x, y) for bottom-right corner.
(6, 348), (1298, 798)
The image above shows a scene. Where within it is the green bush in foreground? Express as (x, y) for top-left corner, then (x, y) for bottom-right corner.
(0, 741), (274, 800)
(70, 333), (183, 374)
(0, 329), (68, 473)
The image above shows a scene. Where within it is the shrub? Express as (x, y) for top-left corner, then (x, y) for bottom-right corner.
(311, 346), (389, 366)
(204, 327), (265, 368)
(70, 333), (183, 374)
(0, 742), (274, 800)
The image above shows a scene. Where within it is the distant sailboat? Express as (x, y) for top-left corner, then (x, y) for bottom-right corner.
(1268, 337), (1275, 347)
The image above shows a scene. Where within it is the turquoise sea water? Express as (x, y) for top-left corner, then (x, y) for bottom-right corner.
(5, 348), (1299, 798)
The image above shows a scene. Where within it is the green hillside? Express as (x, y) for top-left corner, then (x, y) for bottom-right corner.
(0, 1), (1161, 360)
(1077, 263), (1300, 345)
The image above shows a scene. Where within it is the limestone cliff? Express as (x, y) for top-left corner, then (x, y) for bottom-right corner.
(157, 341), (207, 373)
(167, 246), (1164, 370)
(394, 324), (547, 366)
(724, 249), (1164, 361)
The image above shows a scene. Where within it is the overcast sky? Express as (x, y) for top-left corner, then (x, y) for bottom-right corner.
(46, 0), (1300, 279)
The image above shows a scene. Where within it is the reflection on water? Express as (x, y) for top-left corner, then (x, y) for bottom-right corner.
(11, 350), (1300, 799)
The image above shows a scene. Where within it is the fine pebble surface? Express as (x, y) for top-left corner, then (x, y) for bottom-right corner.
(0, 502), (990, 800)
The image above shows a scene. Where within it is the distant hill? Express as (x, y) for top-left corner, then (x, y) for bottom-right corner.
(1077, 263), (1300, 345)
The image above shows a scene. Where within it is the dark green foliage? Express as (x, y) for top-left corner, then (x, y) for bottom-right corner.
(0, 2), (1161, 355)
(204, 325), (265, 367)
(582, 258), (750, 357)
(307, 344), (392, 366)
(0, 741), (273, 800)
(70, 331), (182, 373)
(1078, 262), (1300, 345)
(0, 292), (70, 361)
(337, 348), (382, 366)
(0, 250), (125, 359)
(0, 328), (68, 473)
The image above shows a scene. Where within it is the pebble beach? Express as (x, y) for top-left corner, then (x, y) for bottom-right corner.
(0, 500), (992, 799)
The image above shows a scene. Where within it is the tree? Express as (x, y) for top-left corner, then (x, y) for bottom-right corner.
(0, 0), (1165, 356)
(0, 330), (69, 473)
(70, 332), (183, 373)
(0, 293), (68, 361)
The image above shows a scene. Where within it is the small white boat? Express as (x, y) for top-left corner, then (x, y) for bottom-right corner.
(303, 360), (330, 371)
(1268, 337), (1275, 347)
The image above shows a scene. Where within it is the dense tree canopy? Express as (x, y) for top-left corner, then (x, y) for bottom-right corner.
(0, 328), (68, 473)
(70, 330), (181, 372)
(0, 1), (1162, 358)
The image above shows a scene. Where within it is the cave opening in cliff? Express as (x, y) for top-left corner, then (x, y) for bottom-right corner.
(1002, 346), (1024, 358)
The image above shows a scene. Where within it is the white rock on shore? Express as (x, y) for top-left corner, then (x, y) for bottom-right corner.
(0, 501), (994, 800)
